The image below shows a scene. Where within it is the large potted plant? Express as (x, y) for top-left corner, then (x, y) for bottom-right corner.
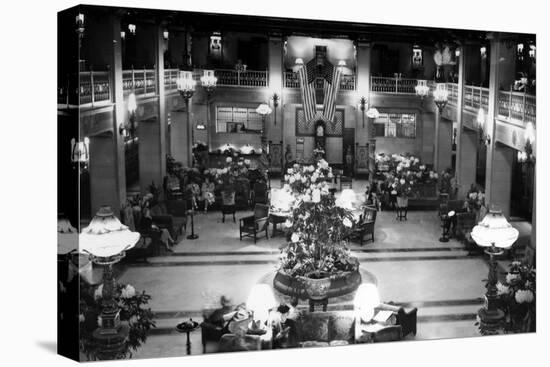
(476, 261), (536, 334)
(79, 282), (156, 360)
(214, 156), (251, 208)
(274, 159), (361, 300)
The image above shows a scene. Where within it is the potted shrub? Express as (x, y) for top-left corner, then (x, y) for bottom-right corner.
(275, 160), (361, 300)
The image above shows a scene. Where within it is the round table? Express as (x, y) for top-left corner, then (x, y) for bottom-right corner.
(176, 320), (199, 355)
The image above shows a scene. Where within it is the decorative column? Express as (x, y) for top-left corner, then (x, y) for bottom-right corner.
(456, 44), (478, 197)
(484, 33), (501, 207)
(156, 25), (167, 181)
(268, 34), (284, 143)
(138, 26), (167, 193)
(89, 14), (126, 215)
(433, 84), (449, 172)
(355, 40), (372, 145)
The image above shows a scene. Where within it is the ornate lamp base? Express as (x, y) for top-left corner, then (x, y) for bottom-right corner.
(478, 307), (505, 335)
(92, 324), (129, 360)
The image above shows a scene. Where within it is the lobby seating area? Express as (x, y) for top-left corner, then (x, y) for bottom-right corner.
(56, 4), (536, 363)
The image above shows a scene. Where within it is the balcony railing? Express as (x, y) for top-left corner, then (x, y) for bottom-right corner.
(214, 69), (269, 87)
(283, 72), (356, 91)
(498, 90), (536, 124)
(164, 69), (179, 91)
(122, 69), (157, 96)
(463, 85), (489, 111)
(370, 76), (418, 94)
(79, 71), (111, 105)
(165, 68), (269, 89)
(445, 83), (459, 106)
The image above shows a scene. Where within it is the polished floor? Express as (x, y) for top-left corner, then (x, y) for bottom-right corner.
(114, 179), (531, 359)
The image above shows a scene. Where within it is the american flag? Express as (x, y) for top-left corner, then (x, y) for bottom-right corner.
(321, 64), (342, 123)
(298, 58), (318, 124)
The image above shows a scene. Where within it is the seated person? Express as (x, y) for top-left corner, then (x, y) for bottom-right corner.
(201, 177), (216, 213)
(272, 304), (298, 349)
(207, 296), (249, 332)
(140, 200), (175, 252)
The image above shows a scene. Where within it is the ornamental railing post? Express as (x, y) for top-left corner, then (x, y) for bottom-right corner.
(508, 86), (513, 120)
(131, 67), (135, 95)
(90, 70), (95, 106)
(522, 90), (526, 123)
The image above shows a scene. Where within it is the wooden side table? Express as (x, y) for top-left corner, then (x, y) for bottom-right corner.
(269, 212), (289, 237)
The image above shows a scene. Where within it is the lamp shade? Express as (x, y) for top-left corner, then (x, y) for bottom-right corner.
(366, 107), (380, 119)
(335, 189), (357, 210)
(471, 209), (519, 249)
(246, 284), (277, 322)
(58, 217), (78, 255)
(79, 206), (140, 258)
(270, 188), (294, 213)
(354, 283), (381, 322)
(256, 103), (272, 116)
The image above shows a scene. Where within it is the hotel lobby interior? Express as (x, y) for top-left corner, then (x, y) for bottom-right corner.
(57, 4), (537, 362)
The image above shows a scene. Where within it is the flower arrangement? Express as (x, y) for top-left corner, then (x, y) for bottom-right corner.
(212, 156), (250, 191)
(278, 160), (358, 277)
(466, 190), (485, 211)
(477, 261), (536, 334)
(79, 282), (156, 360)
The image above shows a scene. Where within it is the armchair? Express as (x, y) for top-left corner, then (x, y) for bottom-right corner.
(349, 206), (377, 246)
(455, 212), (477, 241)
(251, 181), (269, 206)
(221, 191), (236, 223)
(375, 302), (418, 337)
(239, 204), (270, 243)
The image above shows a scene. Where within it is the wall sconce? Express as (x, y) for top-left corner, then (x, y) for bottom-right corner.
(271, 93), (280, 125)
(358, 96), (367, 128)
(455, 48), (461, 58)
(412, 44), (423, 68)
(71, 137), (90, 169)
(196, 122), (206, 130)
(119, 93), (137, 136)
(529, 44), (536, 59)
(295, 58), (304, 65)
(163, 30), (169, 40)
(75, 13), (85, 35)
(480, 46), (487, 58)
(477, 108), (491, 145)
(433, 83), (449, 113)
(517, 43), (524, 61)
(120, 31), (126, 40)
(209, 32), (222, 53)
(128, 23), (136, 35)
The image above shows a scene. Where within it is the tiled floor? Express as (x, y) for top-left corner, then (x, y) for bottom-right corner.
(113, 178), (530, 359)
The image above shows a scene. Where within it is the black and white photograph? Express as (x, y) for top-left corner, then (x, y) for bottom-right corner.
(55, 1), (540, 361)
(2, 1), (547, 366)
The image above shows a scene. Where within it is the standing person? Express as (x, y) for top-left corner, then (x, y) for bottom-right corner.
(201, 177), (215, 213)
(345, 146), (354, 177)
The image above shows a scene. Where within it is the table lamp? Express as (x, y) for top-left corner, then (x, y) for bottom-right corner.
(354, 283), (381, 323)
(246, 284), (277, 325)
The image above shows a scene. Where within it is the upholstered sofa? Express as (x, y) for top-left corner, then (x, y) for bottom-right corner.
(293, 311), (356, 347)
